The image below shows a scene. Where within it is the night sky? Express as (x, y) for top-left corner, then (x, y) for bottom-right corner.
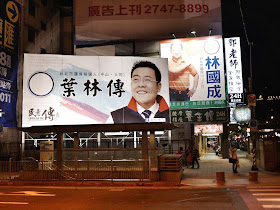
(222, 0), (278, 96)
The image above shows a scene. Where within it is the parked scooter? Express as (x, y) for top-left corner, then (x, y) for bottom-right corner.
(216, 146), (221, 155)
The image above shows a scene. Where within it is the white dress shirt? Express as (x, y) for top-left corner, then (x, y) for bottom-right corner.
(137, 102), (159, 120)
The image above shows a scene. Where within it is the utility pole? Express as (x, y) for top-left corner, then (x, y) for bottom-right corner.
(248, 42), (259, 171)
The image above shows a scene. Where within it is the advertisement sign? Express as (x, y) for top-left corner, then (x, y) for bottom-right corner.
(0, 0), (20, 127)
(23, 54), (170, 127)
(171, 108), (228, 123)
(194, 124), (223, 134)
(224, 37), (244, 102)
(160, 36), (226, 109)
(228, 93), (244, 103)
(74, 0), (222, 44)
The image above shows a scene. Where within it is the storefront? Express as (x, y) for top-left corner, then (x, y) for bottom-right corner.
(194, 124), (223, 155)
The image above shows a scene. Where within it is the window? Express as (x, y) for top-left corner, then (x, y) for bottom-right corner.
(28, 27), (35, 43)
(29, 0), (35, 17)
(41, 21), (46, 31)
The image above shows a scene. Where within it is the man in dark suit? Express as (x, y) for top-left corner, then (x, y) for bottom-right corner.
(111, 61), (170, 124)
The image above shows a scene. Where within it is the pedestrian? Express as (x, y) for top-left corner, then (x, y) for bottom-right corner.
(191, 145), (199, 169)
(230, 145), (238, 173)
(176, 147), (183, 154)
(186, 146), (192, 168)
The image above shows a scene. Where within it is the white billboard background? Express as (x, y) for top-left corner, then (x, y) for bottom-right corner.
(160, 36), (226, 108)
(23, 54), (169, 127)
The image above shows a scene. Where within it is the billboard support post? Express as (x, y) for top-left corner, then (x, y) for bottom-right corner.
(74, 132), (79, 170)
(56, 133), (63, 171)
(150, 131), (156, 168)
(97, 132), (101, 148)
(142, 131), (148, 170)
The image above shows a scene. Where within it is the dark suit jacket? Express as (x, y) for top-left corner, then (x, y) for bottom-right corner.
(111, 95), (170, 124)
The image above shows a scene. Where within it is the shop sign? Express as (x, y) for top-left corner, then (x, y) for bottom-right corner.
(194, 124), (223, 134)
(224, 37), (244, 103)
(267, 96), (280, 101)
(170, 108), (228, 123)
(0, 0), (21, 127)
(228, 93), (243, 103)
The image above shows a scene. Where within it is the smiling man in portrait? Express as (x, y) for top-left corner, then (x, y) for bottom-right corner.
(110, 61), (170, 124)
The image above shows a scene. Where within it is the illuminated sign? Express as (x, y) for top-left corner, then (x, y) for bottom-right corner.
(229, 93), (243, 103)
(194, 124), (223, 134)
(171, 108), (228, 123)
(160, 36), (226, 109)
(23, 54), (170, 127)
(0, 0), (21, 127)
(233, 105), (251, 123)
(257, 95), (280, 101)
(224, 37), (243, 103)
(267, 96), (280, 101)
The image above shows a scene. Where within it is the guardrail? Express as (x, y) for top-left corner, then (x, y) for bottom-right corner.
(0, 157), (154, 182)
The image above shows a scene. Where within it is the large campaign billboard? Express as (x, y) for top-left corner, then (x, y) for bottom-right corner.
(0, 0), (20, 127)
(160, 35), (226, 109)
(74, 0), (222, 44)
(22, 54), (170, 127)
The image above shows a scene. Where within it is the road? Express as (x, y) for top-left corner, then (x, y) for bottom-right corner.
(0, 186), (280, 209)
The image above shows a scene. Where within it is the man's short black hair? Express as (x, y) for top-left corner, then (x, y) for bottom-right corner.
(131, 61), (161, 83)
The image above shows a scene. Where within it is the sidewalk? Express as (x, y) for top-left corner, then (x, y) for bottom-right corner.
(181, 152), (280, 188)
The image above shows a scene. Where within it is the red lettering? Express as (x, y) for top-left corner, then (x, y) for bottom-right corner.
(115, 5), (128, 15)
(89, 6), (101, 16)
(102, 5), (114, 16)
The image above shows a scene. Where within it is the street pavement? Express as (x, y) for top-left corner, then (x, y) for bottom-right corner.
(0, 185), (280, 209)
(1, 151), (280, 209)
(181, 151), (280, 188)
(0, 186), (249, 209)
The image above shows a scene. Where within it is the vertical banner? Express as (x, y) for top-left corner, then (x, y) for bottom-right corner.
(160, 35), (226, 109)
(0, 0), (20, 127)
(224, 37), (244, 103)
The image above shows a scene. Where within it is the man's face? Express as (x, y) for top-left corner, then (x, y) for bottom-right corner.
(171, 43), (183, 59)
(131, 67), (161, 109)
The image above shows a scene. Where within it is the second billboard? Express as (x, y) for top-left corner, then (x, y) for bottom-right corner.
(160, 35), (226, 109)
